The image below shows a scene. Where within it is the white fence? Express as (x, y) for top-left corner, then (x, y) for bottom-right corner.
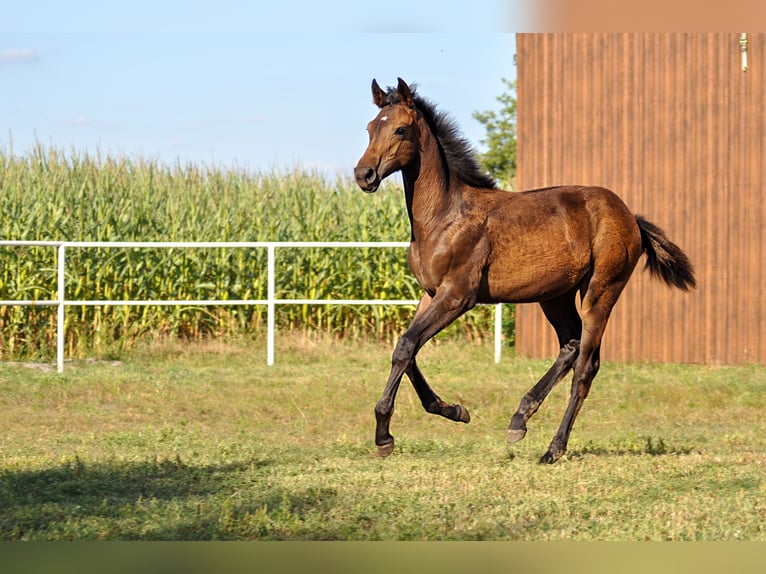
(0, 240), (505, 372)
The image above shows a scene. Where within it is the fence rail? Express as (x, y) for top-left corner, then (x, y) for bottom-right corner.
(0, 240), (505, 372)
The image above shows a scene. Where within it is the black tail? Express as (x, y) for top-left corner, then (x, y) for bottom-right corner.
(635, 215), (697, 291)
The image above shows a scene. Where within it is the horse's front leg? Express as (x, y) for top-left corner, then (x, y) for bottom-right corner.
(374, 289), (474, 457)
(374, 336), (414, 456)
(402, 290), (471, 423)
(406, 359), (471, 423)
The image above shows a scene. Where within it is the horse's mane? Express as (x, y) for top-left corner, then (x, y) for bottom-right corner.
(381, 84), (498, 190)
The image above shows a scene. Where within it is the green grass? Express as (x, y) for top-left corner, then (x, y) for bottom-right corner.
(1, 337), (764, 540)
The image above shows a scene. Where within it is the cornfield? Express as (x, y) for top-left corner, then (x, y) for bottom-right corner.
(0, 145), (512, 360)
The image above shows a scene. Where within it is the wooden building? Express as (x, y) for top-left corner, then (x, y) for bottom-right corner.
(514, 33), (766, 364)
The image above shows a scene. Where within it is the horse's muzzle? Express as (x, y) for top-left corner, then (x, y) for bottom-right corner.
(354, 165), (380, 193)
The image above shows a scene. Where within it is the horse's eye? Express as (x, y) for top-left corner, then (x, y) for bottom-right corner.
(394, 126), (406, 136)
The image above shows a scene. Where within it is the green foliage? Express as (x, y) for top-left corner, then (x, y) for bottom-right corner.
(1, 339), (764, 540)
(473, 78), (517, 188)
(0, 145), (505, 360)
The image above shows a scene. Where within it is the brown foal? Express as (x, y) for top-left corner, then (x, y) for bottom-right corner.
(354, 78), (695, 463)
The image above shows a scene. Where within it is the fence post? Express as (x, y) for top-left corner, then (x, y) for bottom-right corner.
(57, 244), (66, 373)
(267, 243), (276, 366)
(494, 303), (502, 363)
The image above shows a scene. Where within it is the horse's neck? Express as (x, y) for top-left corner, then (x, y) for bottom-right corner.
(402, 119), (461, 242)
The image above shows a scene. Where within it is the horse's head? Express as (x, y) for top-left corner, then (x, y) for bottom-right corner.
(354, 78), (419, 193)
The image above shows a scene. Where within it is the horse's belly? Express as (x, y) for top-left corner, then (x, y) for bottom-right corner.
(484, 253), (588, 304)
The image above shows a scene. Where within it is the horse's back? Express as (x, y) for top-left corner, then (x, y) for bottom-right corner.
(519, 184), (631, 214)
(522, 184), (642, 262)
(515, 185), (639, 239)
(481, 185), (642, 303)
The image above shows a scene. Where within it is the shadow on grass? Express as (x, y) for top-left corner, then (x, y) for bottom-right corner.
(567, 435), (698, 459)
(0, 456), (341, 540)
(0, 456), (268, 505)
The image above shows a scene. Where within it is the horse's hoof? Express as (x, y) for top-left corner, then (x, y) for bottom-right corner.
(507, 428), (527, 444)
(456, 404), (471, 423)
(377, 441), (395, 458)
(539, 450), (560, 464)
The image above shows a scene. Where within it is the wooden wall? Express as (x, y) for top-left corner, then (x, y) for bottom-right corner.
(514, 33), (766, 364)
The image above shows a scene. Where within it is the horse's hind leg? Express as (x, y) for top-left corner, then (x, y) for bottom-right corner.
(407, 359), (471, 423)
(508, 293), (582, 443)
(539, 279), (628, 464)
(507, 341), (579, 443)
(539, 335), (602, 464)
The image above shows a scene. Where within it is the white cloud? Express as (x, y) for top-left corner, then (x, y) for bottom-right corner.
(67, 115), (90, 127)
(0, 48), (40, 65)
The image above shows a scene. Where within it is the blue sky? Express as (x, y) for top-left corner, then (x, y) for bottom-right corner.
(2, 1), (522, 179)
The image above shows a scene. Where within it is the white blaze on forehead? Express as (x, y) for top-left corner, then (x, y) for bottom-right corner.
(380, 116), (388, 121)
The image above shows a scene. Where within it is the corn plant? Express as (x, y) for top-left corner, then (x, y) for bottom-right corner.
(0, 146), (508, 359)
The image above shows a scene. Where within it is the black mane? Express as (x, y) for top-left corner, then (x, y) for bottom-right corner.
(382, 84), (498, 190)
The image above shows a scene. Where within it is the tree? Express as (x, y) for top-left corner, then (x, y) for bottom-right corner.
(472, 78), (517, 188)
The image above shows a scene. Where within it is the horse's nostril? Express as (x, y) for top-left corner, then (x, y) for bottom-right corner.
(355, 165), (377, 188)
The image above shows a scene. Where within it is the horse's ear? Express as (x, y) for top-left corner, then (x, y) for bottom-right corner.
(372, 79), (386, 108)
(396, 77), (413, 107)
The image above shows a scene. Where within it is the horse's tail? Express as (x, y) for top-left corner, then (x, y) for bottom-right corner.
(635, 215), (697, 291)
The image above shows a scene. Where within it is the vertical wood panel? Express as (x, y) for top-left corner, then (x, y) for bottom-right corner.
(515, 33), (766, 364)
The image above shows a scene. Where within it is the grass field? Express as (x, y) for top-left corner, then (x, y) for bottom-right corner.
(1, 336), (764, 541)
